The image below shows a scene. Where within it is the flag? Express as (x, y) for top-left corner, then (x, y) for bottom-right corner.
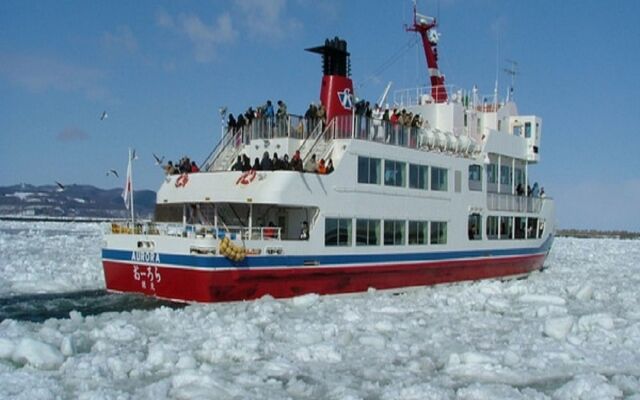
(122, 149), (133, 210)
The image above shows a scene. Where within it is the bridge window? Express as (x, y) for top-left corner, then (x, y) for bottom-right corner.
(409, 164), (429, 190)
(356, 219), (380, 246)
(384, 220), (405, 246)
(525, 122), (532, 138)
(468, 214), (482, 240)
(487, 216), (499, 239)
(408, 221), (428, 245)
(468, 165), (482, 191)
(430, 221), (447, 244)
(431, 167), (448, 191)
(325, 218), (352, 247)
(384, 160), (406, 187)
(358, 156), (381, 184)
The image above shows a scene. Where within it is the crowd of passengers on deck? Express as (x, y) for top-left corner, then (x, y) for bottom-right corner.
(164, 156), (199, 175)
(231, 151), (334, 174)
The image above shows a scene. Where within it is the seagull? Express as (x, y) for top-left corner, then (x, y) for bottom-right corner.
(106, 169), (119, 178)
(100, 111), (108, 120)
(54, 181), (65, 191)
(153, 153), (165, 165)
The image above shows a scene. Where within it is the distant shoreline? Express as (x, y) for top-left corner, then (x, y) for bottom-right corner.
(0, 215), (118, 223)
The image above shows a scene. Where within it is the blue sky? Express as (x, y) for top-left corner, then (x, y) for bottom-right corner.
(1, 1), (639, 231)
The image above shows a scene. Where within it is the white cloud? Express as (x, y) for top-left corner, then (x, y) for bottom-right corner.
(0, 53), (108, 100)
(103, 25), (138, 53)
(234, 0), (302, 42)
(156, 8), (237, 63)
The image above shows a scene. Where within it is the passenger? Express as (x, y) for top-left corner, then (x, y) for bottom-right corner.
(227, 113), (237, 133)
(304, 154), (317, 173)
(532, 182), (540, 197)
(260, 151), (272, 171)
(317, 158), (327, 174)
(540, 187), (546, 197)
(271, 152), (281, 171)
(244, 107), (255, 125)
(252, 157), (261, 171)
(305, 103), (317, 135)
(291, 150), (303, 172)
(264, 100), (274, 121)
(190, 161), (200, 173)
(264, 221), (277, 239)
(231, 155), (243, 171)
(164, 161), (176, 175)
(317, 104), (327, 131)
(300, 221), (309, 240)
(516, 183), (525, 196)
(242, 154), (251, 171)
(326, 159), (334, 174)
(282, 154), (291, 170)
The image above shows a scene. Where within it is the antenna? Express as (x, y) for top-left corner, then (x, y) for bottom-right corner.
(503, 59), (518, 101)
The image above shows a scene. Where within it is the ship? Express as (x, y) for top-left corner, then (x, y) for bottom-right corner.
(102, 5), (555, 303)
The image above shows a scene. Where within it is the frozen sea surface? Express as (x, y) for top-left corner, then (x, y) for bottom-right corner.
(0, 221), (639, 399)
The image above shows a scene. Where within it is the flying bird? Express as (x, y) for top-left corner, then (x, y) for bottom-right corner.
(106, 169), (119, 178)
(54, 181), (65, 191)
(100, 111), (108, 120)
(153, 153), (165, 165)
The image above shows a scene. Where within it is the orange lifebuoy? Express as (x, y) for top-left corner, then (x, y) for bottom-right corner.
(175, 173), (189, 188)
(236, 169), (257, 185)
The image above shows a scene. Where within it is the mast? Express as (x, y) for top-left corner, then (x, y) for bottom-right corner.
(406, 2), (448, 103)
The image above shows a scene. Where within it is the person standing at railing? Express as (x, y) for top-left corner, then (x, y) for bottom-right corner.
(236, 113), (246, 144)
(304, 154), (317, 173)
(305, 103), (317, 137)
(276, 100), (288, 137)
(264, 100), (274, 136)
(317, 104), (327, 133)
(227, 113), (236, 134)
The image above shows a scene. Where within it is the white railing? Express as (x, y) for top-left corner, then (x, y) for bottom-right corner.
(108, 222), (283, 241)
(487, 192), (543, 213)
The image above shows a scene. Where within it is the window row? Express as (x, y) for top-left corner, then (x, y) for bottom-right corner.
(468, 213), (544, 241)
(325, 218), (448, 247)
(358, 156), (448, 191)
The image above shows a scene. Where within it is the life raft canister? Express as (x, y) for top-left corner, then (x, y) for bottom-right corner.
(175, 173), (189, 188)
(236, 169), (257, 185)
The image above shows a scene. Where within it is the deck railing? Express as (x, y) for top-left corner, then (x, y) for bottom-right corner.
(203, 112), (480, 171)
(109, 222), (283, 241)
(487, 192), (543, 213)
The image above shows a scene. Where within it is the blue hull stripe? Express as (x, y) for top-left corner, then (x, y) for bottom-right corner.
(103, 235), (554, 270)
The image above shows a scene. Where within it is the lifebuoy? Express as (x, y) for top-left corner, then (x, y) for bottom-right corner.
(236, 169), (256, 185)
(175, 173), (189, 188)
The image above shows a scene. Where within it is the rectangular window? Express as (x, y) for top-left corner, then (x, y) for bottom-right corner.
(409, 164), (428, 190)
(325, 218), (352, 246)
(430, 221), (447, 244)
(514, 168), (525, 187)
(357, 156), (381, 185)
(487, 216), (499, 239)
(513, 125), (522, 136)
(408, 221), (428, 245)
(356, 219), (380, 246)
(527, 218), (538, 239)
(514, 217), (526, 239)
(468, 214), (482, 240)
(486, 164), (498, 184)
(468, 165), (482, 191)
(384, 160), (406, 187)
(384, 220), (405, 245)
(524, 122), (532, 138)
(500, 165), (513, 186)
(500, 216), (513, 240)
(431, 167), (448, 191)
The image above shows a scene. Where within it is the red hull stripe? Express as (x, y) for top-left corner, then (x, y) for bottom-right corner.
(103, 253), (547, 303)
